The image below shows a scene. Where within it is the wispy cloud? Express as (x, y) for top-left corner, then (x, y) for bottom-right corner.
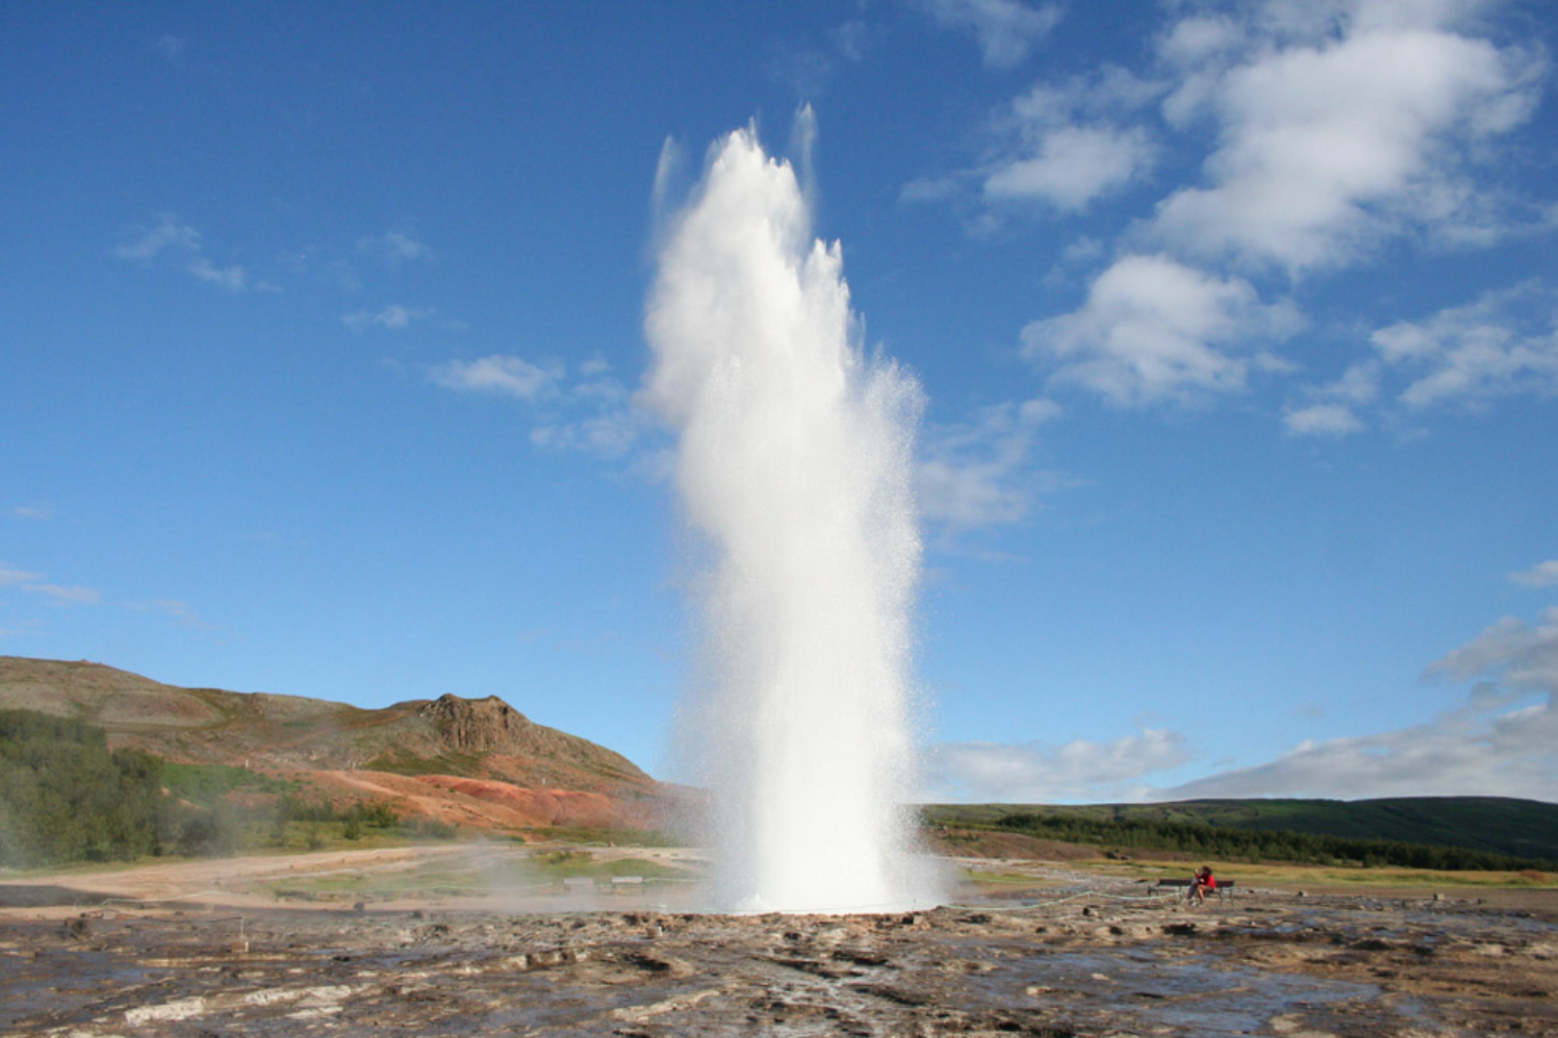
(11, 504), (53, 521)
(26, 583), (103, 605)
(130, 598), (216, 630)
(929, 727), (1192, 803)
(933, 605), (1558, 803)
(114, 213), (249, 292)
(1283, 361), (1381, 437)
(0, 562), (102, 606)
(0, 563), (41, 587)
(1283, 402), (1366, 437)
(187, 256), (247, 291)
(429, 354), (653, 461)
(1166, 607), (1558, 801)
(762, 17), (877, 99)
(113, 214), (199, 260)
(342, 304), (432, 333)
(918, 0), (1064, 69)
(903, 66), (1157, 217)
(1370, 282), (1558, 409)
(357, 229), (429, 266)
(1283, 280), (1557, 433)
(429, 354), (562, 400)
(530, 409), (647, 458)
(1511, 560), (1558, 588)
(917, 398), (1071, 537)
(152, 34), (188, 61)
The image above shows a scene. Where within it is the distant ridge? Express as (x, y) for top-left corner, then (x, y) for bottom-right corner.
(1118, 796), (1558, 864)
(0, 655), (671, 832)
(925, 797), (1558, 865)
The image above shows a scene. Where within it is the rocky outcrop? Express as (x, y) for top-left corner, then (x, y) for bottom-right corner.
(420, 694), (530, 753)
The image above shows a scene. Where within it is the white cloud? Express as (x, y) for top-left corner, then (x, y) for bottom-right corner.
(1286, 281), (1556, 433)
(429, 354), (561, 400)
(532, 364), (653, 460)
(1157, 14), (1243, 72)
(530, 410), (646, 458)
(1370, 282), (1558, 408)
(1022, 254), (1302, 406)
(909, 1), (1547, 432)
(930, 727), (1192, 803)
(1283, 402), (1365, 437)
(357, 229), (429, 265)
(187, 256), (247, 291)
(429, 355), (654, 461)
(1284, 360), (1383, 436)
(1149, 7), (1543, 271)
(1430, 607), (1558, 691)
(113, 214), (200, 261)
(960, 69), (1161, 214)
(917, 398), (1067, 535)
(929, 605), (1558, 804)
(1166, 607), (1558, 801)
(11, 505), (52, 521)
(984, 124), (1154, 212)
(343, 304), (430, 332)
(1164, 704), (1556, 801)
(920, 0), (1064, 69)
(1510, 561), (1558, 588)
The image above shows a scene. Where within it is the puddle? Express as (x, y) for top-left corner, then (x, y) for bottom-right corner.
(924, 935), (1396, 1037)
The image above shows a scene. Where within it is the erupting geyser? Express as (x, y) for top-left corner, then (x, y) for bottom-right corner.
(643, 124), (941, 913)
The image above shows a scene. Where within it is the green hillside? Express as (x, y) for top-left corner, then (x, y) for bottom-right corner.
(924, 796), (1558, 867)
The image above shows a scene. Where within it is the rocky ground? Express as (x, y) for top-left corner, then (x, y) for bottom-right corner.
(2, 850), (1555, 1037)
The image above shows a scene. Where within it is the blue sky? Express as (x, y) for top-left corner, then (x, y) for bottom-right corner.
(3, 0), (1555, 804)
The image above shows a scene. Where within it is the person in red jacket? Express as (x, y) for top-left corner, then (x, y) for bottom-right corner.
(1188, 866), (1217, 906)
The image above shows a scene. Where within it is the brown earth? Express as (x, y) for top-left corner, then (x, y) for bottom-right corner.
(925, 828), (1113, 862)
(2, 848), (1555, 1037)
(0, 655), (679, 832)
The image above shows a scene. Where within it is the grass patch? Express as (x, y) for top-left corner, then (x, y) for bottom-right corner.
(162, 762), (294, 803)
(522, 826), (680, 847)
(1068, 856), (1558, 890)
(259, 850), (699, 902)
(963, 868), (1069, 888)
(364, 749), (485, 777)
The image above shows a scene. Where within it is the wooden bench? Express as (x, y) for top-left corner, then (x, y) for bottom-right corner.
(1151, 878), (1235, 904)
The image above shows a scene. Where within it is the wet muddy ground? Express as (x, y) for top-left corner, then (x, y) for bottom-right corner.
(3, 863), (1555, 1037)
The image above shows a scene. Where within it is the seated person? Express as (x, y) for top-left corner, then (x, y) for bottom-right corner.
(1187, 866), (1217, 905)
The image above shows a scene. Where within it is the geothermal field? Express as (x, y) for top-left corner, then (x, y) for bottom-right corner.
(7, 111), (1554, 1038)
(2, 843), (1556, 1037)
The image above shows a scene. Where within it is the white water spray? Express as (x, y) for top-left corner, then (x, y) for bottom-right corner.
(644, 125), (940, 913)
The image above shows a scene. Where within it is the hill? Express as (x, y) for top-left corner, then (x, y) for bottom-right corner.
(0, 655), (673, 834)
(924, 797), (1558, 866)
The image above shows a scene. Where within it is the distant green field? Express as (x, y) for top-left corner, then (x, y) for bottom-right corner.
(922, 796), (1558, 870)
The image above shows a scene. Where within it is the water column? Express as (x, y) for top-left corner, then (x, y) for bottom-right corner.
(643, 126), (939, 912)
